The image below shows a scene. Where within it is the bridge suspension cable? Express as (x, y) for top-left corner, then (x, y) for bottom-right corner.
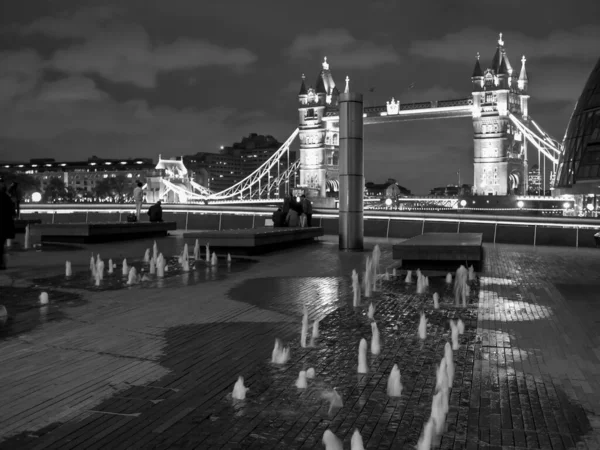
(207, 128), (299, 200)
(507, 113), (561, 166)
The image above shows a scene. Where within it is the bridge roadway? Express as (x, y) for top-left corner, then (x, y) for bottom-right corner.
(18, 204), (600, 248)
(322, 98), (473, 124)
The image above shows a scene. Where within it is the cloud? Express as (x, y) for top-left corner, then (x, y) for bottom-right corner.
(528, 61), (595, 103)
(287, 29), (400, 69)
(410, 25), (600, 63)
(396, 86), (465, 103)
(17, 8), (257, 88)
(0, 74), (292, 162)
(0, 50), (43, 103)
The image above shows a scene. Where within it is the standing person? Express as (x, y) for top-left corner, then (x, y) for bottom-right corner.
(0, 181), (16, 270)
(301, 194), (313, 227)
(7, 182), (20, 219)
(133, 181), (144, 221)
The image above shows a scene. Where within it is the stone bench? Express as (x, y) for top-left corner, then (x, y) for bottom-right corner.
(31, 222), (177, 244)
(183, 226), (324, 255)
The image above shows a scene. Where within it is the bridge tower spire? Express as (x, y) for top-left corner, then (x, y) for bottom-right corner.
(471, 33), (526, 196)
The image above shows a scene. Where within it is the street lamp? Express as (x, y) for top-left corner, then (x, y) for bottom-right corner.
(31, 192), (42, 203)
(460, 199), (467, 207)
(385, 198), (392, 207)
(517, 201), (524, 208)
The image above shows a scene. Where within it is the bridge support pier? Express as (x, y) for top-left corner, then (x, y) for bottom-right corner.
(338, 92), (364, 251)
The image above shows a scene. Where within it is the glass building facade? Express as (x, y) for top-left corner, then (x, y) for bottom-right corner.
(555, 57), (600, 195)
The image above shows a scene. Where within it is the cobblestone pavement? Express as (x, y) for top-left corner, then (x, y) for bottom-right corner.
(0, 234), (599, 449)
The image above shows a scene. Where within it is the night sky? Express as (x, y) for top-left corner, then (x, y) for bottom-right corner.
(1, 0), (599, 194)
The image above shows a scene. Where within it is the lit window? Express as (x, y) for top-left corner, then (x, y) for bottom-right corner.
(127, 173), (132, 178)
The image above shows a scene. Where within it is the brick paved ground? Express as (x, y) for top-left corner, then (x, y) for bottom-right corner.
(0, 234), (599, 449)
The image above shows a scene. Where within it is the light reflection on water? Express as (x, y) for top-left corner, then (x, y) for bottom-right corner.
(479, 276), (516, 286)
(478, 290), (553, 320)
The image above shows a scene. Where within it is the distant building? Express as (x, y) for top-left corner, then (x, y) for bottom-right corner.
(184, 133), (297, 193)
(430, 184), (472, 197)
(365, 179), (412, 199)
(527, 164), (541, 194)
(1, 156), (159, 196)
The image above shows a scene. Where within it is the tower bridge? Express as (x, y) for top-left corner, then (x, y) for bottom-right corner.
(155, 33), (562, 204)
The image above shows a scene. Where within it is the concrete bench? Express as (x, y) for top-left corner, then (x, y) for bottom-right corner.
(183, 226), (324, 255)
(31, 222), (177, 244)
(392, 232), (483, 271)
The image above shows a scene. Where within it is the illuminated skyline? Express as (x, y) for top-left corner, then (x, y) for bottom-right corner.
(0, 1), (599, 194)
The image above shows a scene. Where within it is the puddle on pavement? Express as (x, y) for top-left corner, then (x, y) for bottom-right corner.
(0, 287), (86, 339)
(31, 256), (257, 291)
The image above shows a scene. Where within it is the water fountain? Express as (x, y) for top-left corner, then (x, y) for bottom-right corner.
(205, 244), (210, 263)
(231, 376), (248, 400)
(39, 292), (49, 306)
(431, 390), (447, 435)
(454, 265), (468, 307)
(364, 258), (372, 298)
(450, 320), (459, 350)
(418, 313), (427, 341)
(404, 270), (412, 284)
(127, 267), (138, 285)
(384, 271), (390, 281)
(322, 430), (343, 450)
(122, 259), (129, 276)
(209, 252), (217, 266)
(322, 389), (343, 414)
(94, 270), (101, 286)
(310, 319), (319, 346)
(445, 273), (452, 284)
(367, 302), (375, 320)
(351, 269), (361, 307)
(433, 293), (440, 309)
(444, 342), (454, 386)
(108, 259), (114, 274)
(424, 276), (429, 287)
(300, 306), (309, 348)
(306, 368), (315, 378)
(227, 253), (232, 264)
(416, 417), (435, 450)
(468, 265), (476, 281)
(96, 254), (101, 265)
(149, 258), (156, 275)
(96, 260), (104, 280)
(153, 241), (158, 261)
(457, 318), (465, 335)
(0, 305), (7, 320)
(372, 244), (381, 271)
(370, 322), (380, 355)
(144, 249), (150, 263)
(386, 364), (403, 397)
(90, 256), (96, 277)
(271, 338), (290, 364)
(141, 274), (150, 282)
(357, 338), (368, 373)
(156, 254), (165, 278)
(351, 429), (365, 450)
(182, 260), (190, 272)
(65, 261), (72, 277)
(193, 239), (200, 260)
(182, 243), (189, 262)
(416, 274), (425, 294)
(392, 268), (397, 277)
(295, 371), (308, 388)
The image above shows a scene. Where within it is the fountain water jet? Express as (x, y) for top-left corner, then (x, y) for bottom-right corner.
(271, 339), (290, 364)
(445, 273), (453, 284)
(231, 376), (248, 400)
(94, 270), (101, 286)
(152, 241), (158, 261)
(144, 249), (150, 263)
(433, 292), (440, 309)
(370, 322), (380, 355)
(418, 313), (427, 341)
(127, 267), (138, 285)
(156, 256), (165, 278)
(96, 260), (104, 280)
(90, 256), (96, 277)
(444, 342), (455, 386)
(300, 306), (309, 348)
(450, 320), (459, 350)
(416, 274), (426, 294)
(193, 239), (200, 260)
(367, 302), (375, 320)
(295, 371), (308, 389)
(424, 276), (429, 287)
(205, 244), (210, 263)
(122, 259), (129, 276)
(392, 268), (397, 277)
(306, 368), (315, 378)
(357, 338), (368, 373)
(386, 364), (403, 397)
(211, 252), (218, 266)
(310, 319), (320, 346)
(39, 292), (49, 306)
(182, 260), (190, 272)
(431, 390), (447, 435)
(364, 258), (372, 298)
(227, 253), (232, 264)
(351, 429), (365, 450)
(468, 265), (476, 281)
(108, 259), (114, 274)
(65, 261), (72, 277)
(405, 270), (412, 284)
(182, 243), (189, 262)
(322, 430), (343, 450)
(417, 417), (435, 450)
(149, 258), (156, 275)
(351, 269), (361, 307)
(322, 389), (343, 414)
(457, 318), (465, 335)
(454, 265), (468, 307)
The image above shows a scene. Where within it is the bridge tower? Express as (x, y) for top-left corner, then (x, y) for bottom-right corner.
(297, 57), (340, 198)
(471, 33), (529, 195)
